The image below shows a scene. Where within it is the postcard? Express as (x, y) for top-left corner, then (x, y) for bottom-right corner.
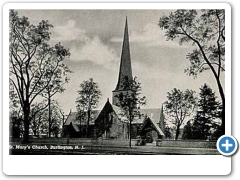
(3, 2), (233, 175)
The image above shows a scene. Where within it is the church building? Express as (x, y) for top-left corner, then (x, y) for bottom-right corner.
(63, 18), (165, 141)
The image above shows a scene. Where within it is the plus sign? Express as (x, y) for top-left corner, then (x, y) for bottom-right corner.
(217, 135), (238, 156)
(222, 139), (233, 151)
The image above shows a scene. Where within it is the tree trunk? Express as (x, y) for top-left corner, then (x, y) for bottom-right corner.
(194, 40), (225, 136)
(221, 101), (225, 135)
(206, 69), (225, 135)
(129, 121), (132, 148)
(33, 129), (37, 136)
(175, 124), (181, 140)
(79, 116), (82, 137)
(16, 118), (21, 138)
(32, 117), (37, 136)
(23, 103), (30, 143)
(48, 91), (51, 138)
(86, 110), (90, 138)
(211, 74), (225, 135)
(129, 113), (132, 148)
(207, 71), (225, 136)
(216, 78), (225, 135)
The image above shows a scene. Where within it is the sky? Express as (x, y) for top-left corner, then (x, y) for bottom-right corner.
(17, 9), (225, 116)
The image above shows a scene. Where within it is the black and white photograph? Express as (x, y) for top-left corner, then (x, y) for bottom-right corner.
(8, 7), (225, 155)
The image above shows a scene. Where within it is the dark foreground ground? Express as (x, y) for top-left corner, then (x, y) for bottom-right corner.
(9, 143), (220, 155)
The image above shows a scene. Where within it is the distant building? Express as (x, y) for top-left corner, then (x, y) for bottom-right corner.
(63, 17), (165, 141)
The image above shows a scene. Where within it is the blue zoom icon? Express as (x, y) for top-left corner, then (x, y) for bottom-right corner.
(217, 135), (238, 156)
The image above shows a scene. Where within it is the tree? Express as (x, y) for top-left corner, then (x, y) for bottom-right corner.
(76, 78), (102, 138)
(159, 105), (165, 136)
(9, 80), (19, 110)
(164, 125), (173, 139)
(76, 109), (85, 137)
(211, 122), (223, 140)
(9, 80), (23, 138)
(58, 107), (67, 136)
(41, 68), (71, 137)
(115, 77), (146, 148)
(9, 10), (70, 142)
(197, 84), (220, 119)
(191, 84), (221, 140)
(10, 108), (23, 138)
(46, 101), (63, 137)
(29, 102), (48, 136)
(159, 10), (225, 135)
(30, 101), (63, 137)
(182, 120), (193, 140)
(159, 106), (173, 139)
(164, 88), (197, 140)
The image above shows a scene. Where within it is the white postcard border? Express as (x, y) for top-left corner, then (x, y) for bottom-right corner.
(3, 2), (231, 175)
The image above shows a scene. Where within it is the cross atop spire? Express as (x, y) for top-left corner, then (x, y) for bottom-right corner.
(114, 17), (133, 91)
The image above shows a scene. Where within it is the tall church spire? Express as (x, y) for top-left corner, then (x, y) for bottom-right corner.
(114, 17), (133, 91)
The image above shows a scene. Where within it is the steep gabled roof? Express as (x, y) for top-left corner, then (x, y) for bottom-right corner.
(64, 110), (100, 125)
(141, 117), (165, 136)
(132, 108), (161, 124)
(72, 124), (80, 132)
(111, 103), (161, 125)
(111, 104), (161, 125)
(64, 101), (162, 130)
(112, 105), (128, 122)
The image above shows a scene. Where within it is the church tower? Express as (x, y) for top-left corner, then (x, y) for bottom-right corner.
(112, 17), (133, 106)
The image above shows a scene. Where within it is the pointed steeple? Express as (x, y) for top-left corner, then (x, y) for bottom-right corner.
(114, 17), (133, 91)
